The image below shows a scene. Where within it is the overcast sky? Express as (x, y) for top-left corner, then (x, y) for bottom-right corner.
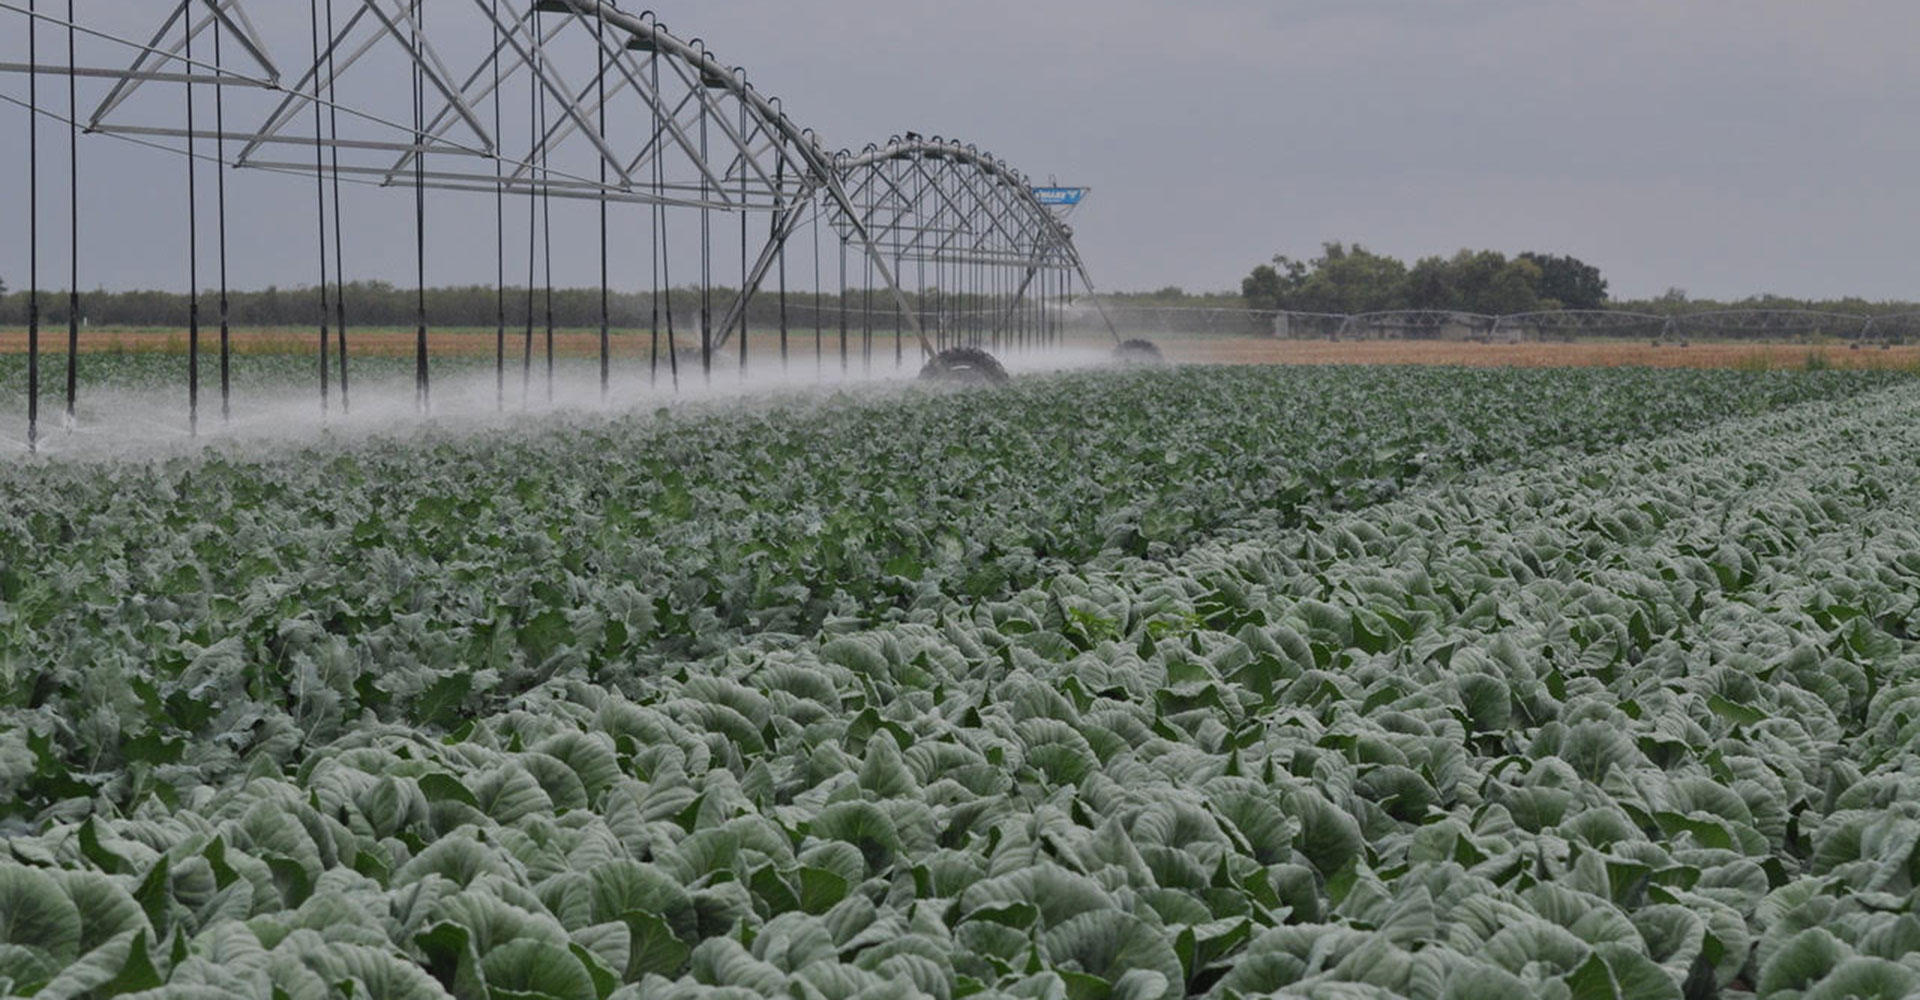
(3, 1), (1918, 301)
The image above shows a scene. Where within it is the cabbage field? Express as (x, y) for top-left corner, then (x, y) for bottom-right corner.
(2, 364), (1919, 1000)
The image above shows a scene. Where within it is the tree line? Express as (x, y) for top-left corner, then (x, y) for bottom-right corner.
(6, 267), (1914, 327)
(1242, 243), (1607, 315)
(1241, 243), (1920, 317)
(1606, 289), (1920, 318)
(0, 280), (1008, 329)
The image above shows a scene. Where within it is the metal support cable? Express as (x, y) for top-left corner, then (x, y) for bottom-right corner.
(186, 5), (201, 437)
(862, 244), (872, 373)
(491, 0), (503, 408)
(1042, 265), (1050, 348)
(325, 0), (348, 414)
(978, 252), (987, 348)
(967, 239), (975, 347)
(661, 202), (678, 389)
(939, 169), (950, 351)
(992, 238), (1000, 351)
(698, 105), (711, 381)
(812, 195), (822, 373)
(987, 252), (995, 353)
(1006, 257), (1021, 351)
(1038, 263), (1047, 349)
(1054, 267), (1063, 348)
(653, 51), (677, 391)
(893, 161), (903, 368)
(412, 0), (428, 415)
(213, 6), (230, 424)
(540, 118), (553, 404)
(307, 0), (330, 418)
(522, 30), (535, 404)
(1048, 266), (1059, 347)
(646, 48), (659, 387)
(916, 161), (927, 356)
(597, 13), (609, 400)
(654, 52), (678, 390)
(26, 0), (39, 452)
(861, 173), (872, 374)
(647, 199), (659, 386)
(62, 0), (77, 429)
(1036, 263), (1044, 349)
(534, 10), (552, 405)
(837, 233), (848, 373)
(738, 99), (748, 380)
(935, 174), (947, 352)
(647, 194), (659, 385)
(774, 153), (788, 370)
(967, 244), (975, 347)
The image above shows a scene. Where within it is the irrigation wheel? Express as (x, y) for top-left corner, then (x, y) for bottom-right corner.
(1112, 339), (1165, 365)
(918, 347), (1011, 385)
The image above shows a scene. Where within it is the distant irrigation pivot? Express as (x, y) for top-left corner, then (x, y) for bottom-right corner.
(0, 0), (1106, 450)
(1075, 302), (1920, 347)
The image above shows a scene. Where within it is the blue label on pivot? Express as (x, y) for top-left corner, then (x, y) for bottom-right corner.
(1032, 187), (1087, 206)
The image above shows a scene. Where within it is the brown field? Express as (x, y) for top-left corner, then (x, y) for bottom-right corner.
(1148, 337), (1920, 371)
(3, 327), (1918, 372)
(0, 327), (721, 359)
(0, 326), (951, 363)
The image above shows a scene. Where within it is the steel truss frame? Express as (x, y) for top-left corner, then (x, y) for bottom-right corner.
(11, 0), (853, 209)
(830, 138), (1065, 269)
(1345, 309), (1496, 340)
(1066, 305), (1912, 348)
(1491, 310), (1669, 342)
(3, 0), (1108, 370)
(707, 135), (1114, 355)
(1666, 310), (1868, 342)
(1859, 312), (1920, 347)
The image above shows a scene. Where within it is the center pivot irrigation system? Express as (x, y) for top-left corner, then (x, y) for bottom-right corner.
(1, 0), (1126, 450)
(1062, 303), (1920, 347)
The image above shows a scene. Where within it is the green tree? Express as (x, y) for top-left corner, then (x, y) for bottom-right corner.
(1401, 250), (1542, 315)
(1481, 255), (1543, 315)
(1247, 244), (1620, 316)
(1518, 252), (1607, 310)
(1298, 243), (1408, 313)
(1244, 243), (1408, 314)
(1241, 265), (1285, 312)
(1403, 256), (1457, 310)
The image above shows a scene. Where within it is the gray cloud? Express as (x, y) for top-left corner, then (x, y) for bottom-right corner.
(1, 1), (1915, 301)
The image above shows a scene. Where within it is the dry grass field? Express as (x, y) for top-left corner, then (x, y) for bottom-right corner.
(4, 326), (1918, 371)
(1152, 337), (1920, 370)
(0, 326), (907, 364)
(0, 327), (722, 359)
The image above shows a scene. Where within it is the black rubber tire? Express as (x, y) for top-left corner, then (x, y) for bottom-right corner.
(1112, 339), (1165, 365)
(918, 346), (1010, 385)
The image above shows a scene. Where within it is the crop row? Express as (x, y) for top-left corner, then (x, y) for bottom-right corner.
(0, 367), (1904, 824)
(0, 370), (1917, 997)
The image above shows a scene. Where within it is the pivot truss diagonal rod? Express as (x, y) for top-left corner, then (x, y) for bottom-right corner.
(2, 1), (1112, 435)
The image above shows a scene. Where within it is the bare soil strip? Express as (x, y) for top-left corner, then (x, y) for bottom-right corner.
(1156, 338), (1920, 370)
(2, 327), (1916, 370)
